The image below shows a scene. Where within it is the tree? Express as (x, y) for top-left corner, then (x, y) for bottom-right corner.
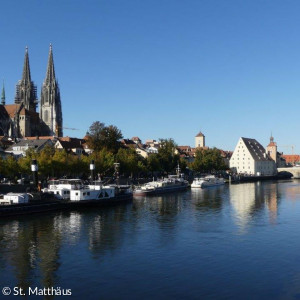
(158, 138), (179, 174)
(86, 121), (106, 151)
(103, 125), (123, 153)
(191, 148), (227, 173)
(146, 154), (161, 176)
(116, 148), (140, 177)
(86, 121), (123, 152)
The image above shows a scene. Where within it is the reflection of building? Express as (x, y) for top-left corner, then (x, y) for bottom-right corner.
(230, 183), (257, 229)
(230, 137), (276, 175)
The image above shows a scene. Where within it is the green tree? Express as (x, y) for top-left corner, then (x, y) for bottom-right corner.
(146, 154), (161, 175)
(116, 148), (140, 177)
(86, 121), (123, 152)
(191, 148), (227, 173)
(37, 145), (55, 178)
(158, 138), (179, 174)
(3, 156), (19, 179)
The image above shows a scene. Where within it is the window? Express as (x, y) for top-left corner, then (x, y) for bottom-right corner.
(44, 110), (49, 123)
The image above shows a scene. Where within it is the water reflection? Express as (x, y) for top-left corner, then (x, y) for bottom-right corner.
(190, 186), (225, 212)
(1, 181), (300, 299)
(230, 182), (281, 230)
(0, 216), (61, 292)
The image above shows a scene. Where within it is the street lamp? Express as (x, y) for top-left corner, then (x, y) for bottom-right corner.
(114, 163), (120, 186)
(90, 160), (95, 183)
(31, 159), (38, 189)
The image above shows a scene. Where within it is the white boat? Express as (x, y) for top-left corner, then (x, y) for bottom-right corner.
(42, 179), (133, 202)
(42, 179), (83, 200)
(70, 183), (132, 201)
(191, 175), (225, 188)
(134, 174), (189, 196)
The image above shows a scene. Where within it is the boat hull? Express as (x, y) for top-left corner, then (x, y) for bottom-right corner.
(134, 184), (188, 196)
(0, 193), (133, 217)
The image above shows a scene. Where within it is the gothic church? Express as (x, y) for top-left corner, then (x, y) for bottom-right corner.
(0, 45), (63, 138)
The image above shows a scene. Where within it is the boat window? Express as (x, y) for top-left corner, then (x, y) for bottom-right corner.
(83, 193), (86, 196)
(87, 192), (90, 196)
(76, 193), (78, 196)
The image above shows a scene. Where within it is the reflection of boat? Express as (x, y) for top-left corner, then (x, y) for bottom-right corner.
(191, 175), (224, 188)
(134, 175), (189, 196)
(0, 181), (133, 217)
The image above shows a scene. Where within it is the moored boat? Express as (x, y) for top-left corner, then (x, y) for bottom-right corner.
(0, 181), (133, 217)
(191, 175), (225, 188)
(134, 174), (189, 196)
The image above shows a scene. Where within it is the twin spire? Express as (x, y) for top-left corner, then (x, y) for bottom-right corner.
(22, 44), (56, 84)
(15, 44), (57, 111)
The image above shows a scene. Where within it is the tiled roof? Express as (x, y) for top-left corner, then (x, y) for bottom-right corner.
(242, 137), (272, 161)
(6, 139), (52, 151)
(57, 137), (84, 149)
(282, 155), (300, 163)
(25, 136), (57, 140)
(195, 131), (204, 137)
(4, 104), (21, 117)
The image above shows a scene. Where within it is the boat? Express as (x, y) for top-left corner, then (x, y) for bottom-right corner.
(0, 180), (133, 217)
(41, 179), (83, 200)
(134, 174), (189, 196)
(191, 175), (225, 188)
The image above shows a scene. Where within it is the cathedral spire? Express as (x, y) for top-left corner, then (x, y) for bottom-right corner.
(22, 46), (31, 84)
(14, 46), (37, 111)
(1, 81), (5, 105)
(40, 44), (63, 137)
(45, 43), (56, 84)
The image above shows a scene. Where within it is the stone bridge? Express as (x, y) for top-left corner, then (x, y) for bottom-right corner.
(278, 167), (300, 179)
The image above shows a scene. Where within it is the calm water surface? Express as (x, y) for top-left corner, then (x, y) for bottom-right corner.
(1, 180), (300, 299)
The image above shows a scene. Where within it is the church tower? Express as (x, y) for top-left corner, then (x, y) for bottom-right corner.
(266, 134), (277, 164)
(14, 47), (38, 112)
(1, 81), (5, 105)
(40, 44), (63, 137)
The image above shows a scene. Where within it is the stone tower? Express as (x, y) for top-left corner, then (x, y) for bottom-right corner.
(40, 44), (63, 137)
(195, 131), (205, 148)
(266, 134), (277, 164)
(1, 81), (5, 105)
(14, 47), (38, 112)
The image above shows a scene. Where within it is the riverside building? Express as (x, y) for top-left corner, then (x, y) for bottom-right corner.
(230, 137), (276, 175)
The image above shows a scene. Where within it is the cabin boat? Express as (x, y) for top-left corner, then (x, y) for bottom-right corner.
(191, 175), (225, 188)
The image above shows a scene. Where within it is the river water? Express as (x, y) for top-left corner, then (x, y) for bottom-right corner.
(1, 180), (300, 299)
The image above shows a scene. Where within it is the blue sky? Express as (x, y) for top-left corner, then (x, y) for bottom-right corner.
(0, 0), (300, 153)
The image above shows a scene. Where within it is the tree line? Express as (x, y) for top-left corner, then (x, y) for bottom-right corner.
(0, 121), (227, 181)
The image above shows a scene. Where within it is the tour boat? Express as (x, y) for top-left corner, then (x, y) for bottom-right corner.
(191, 175), (225, 188)
(134, 174), (189, 196)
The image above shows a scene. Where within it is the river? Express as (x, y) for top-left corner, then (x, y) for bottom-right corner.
(1, 180), (300, 299)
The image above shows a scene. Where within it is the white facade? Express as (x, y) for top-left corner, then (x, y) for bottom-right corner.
(230, 137), (276, 176)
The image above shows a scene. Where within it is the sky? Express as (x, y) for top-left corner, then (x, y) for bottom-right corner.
(0, 0), (300, 153)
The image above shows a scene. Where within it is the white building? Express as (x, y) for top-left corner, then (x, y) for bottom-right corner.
(230, 137), (276, 176)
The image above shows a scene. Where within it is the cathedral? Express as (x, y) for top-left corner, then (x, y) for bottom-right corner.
(0, 45), (63, 138)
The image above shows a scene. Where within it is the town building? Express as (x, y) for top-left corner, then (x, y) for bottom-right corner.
(55, 137), (85, 155)
(5, 138), (53, 157)
(230, 137), (276, 175)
